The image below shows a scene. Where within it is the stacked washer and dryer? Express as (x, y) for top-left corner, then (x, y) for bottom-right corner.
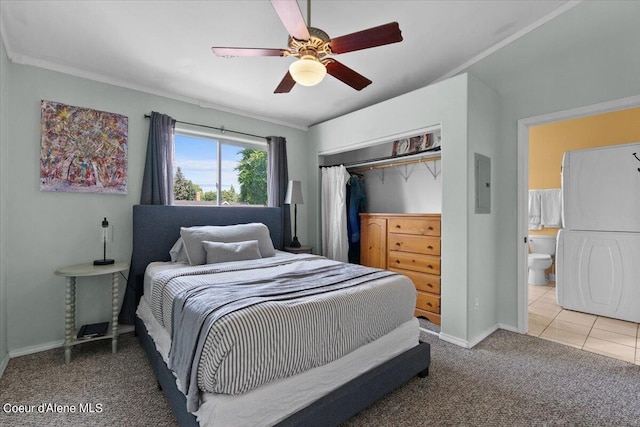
(556, 142), (640, 323)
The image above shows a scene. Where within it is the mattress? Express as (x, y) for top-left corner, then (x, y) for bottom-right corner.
(143, 253), (416, 405)
(137, 297), (419, 427)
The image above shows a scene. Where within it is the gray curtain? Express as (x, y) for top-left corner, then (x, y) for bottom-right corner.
(140, 111), (176, 205)
(267, 136), (291, 248)
(120, 112), (175, 324)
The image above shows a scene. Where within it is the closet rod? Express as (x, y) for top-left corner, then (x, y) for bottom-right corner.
(320, 148), (441, 170)
(144, 114), (267, 140)
(349, 155), (441, 174)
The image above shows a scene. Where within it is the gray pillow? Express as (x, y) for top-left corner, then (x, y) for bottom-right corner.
(169, 237), (189, 263)
(203, 240), (261, 264)
(180, 222), (276, 266)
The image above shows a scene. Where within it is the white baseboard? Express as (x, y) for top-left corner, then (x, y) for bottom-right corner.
(439, 332), (471, 348)
(419, 326), (439, 336)
(9, 327), (135, 358)
(0, 352), (9, 378)
(10, 339), (64, 358)
(439, 323), (500, 348)
(468, 324), (500, 347)
(498, 322), (521, 333)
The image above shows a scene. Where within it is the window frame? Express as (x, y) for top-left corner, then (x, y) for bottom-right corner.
(173, 125), (267, 206)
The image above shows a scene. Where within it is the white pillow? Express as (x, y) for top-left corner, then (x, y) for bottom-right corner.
(203, 240), (261, 264)
(169, 237), (189, 263)
(180, 223), (276, 266)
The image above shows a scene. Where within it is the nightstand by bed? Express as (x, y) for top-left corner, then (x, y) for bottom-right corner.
(54, 262), (129, 363)
(284, 245), (313, 254)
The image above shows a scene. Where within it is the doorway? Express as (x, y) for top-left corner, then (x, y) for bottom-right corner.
(516, 95), (640, 348)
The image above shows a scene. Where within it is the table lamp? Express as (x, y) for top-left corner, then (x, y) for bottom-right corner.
(284, 180), (303, 248)
(94, 217), (115, 265)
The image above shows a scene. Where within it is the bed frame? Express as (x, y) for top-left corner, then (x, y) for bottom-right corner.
(129, 204), (430, 426)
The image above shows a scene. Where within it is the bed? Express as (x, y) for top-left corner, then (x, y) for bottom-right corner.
(126, 204), (430, 426)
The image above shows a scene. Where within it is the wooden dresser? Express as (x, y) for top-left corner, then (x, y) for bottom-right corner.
(360, 213), (442, 325)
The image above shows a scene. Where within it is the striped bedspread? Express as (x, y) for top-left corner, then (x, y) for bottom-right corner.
(146, 254), (416, 412)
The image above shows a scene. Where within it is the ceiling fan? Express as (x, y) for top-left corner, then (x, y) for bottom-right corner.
(212, 0), (403, 93)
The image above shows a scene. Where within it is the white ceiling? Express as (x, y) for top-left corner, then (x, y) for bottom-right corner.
(0, 0), (576, 129)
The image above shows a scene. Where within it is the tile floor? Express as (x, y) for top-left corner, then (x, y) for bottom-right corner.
(528, 281), (640, 365)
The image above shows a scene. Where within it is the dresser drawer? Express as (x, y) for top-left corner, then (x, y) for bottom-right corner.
(390, 268), (440, 294)
(415, 308), (441, 325)
(388, 251), (440, 275)
(416, 291), (440, 314)
(388, 234), (440, 256)
(388, 218), (440, 237)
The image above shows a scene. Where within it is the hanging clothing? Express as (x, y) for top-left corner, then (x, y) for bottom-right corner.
(321, 166), (351, 262)
(347, 174), (367, 264)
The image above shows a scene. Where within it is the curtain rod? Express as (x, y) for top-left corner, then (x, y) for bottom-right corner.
(144, 114), (267, 140)
(319, 147), (441, 169)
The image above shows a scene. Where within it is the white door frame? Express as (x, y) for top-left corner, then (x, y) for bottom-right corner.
(516, 95), (640, 333)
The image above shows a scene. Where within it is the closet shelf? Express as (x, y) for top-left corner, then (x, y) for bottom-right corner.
(349, 154), (441, 180)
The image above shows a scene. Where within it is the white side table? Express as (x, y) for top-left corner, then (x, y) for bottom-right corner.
(54, 262), (129, 364)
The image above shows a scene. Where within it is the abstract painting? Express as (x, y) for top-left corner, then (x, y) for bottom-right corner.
(40, 100), (128, 194)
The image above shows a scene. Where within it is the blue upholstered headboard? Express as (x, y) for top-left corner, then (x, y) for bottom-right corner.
(119, 204), (283, 324)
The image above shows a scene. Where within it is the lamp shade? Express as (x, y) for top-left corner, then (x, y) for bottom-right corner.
(284, 180), (303, 205)
(289, 56), (326, 87)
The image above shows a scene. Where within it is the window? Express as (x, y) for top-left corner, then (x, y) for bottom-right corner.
(173, 130), (267, 206)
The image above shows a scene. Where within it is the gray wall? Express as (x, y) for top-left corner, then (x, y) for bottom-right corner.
(361, 163), (442, 214)
(0, 27), (9, 373)
(2, 62), (308, 355)
(322, 137), (443, 214)
(307, 0), (640, 345)
(466, 0), (640, 329)
(466, 74), (499, 340)
(2, 0), (639, 361)
(309, 74), (501, 346)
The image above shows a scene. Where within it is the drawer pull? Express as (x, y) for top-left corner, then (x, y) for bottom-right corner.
(395, 224), (401, 228)
(428, 226), (433, 230)
(426, 302), (432, 307)
(395, 242), (402, 247)
(427, 264), (433, 269)
(427, 245), (433, 249)
(426, 283), (433, 288)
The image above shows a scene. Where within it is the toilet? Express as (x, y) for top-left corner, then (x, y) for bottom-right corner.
(528, 235), (557, 285)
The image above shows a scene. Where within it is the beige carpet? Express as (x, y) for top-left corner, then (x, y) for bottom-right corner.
(0, 333), (177, 426)
(2, 327), (640, 426)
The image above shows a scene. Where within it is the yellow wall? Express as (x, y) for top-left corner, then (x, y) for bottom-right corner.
(529, 106), (640, 236)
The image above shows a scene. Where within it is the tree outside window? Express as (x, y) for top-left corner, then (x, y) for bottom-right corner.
(173, 133), (267, 206)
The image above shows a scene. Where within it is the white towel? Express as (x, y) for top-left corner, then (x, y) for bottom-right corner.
(528, 190), (542, 230)
(541, 188), (562, 227)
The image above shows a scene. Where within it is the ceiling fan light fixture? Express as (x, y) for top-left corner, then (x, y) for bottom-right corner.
(289, 55), (326, 86)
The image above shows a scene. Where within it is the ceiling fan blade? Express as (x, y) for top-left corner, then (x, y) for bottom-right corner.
(274, 71), (296, 93)
(325, 60), (372, 91)
(329, 22), (403, 54)
(212, 47), (287, 57)
(270, 0), (310, 41)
